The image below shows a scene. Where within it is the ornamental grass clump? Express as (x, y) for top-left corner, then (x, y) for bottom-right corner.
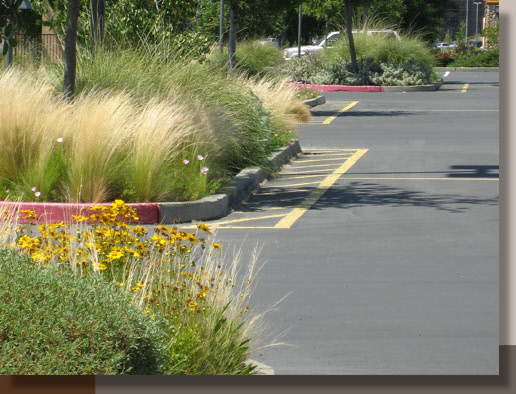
(0, 70), (220, 203)
(2, 201), (264, 374)
(0, 70), (69, 201)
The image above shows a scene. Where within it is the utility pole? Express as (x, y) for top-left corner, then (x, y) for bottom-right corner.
(465, 0), (469, 44)
(474, 2), (482, 39)
(297, 2), (302, 58)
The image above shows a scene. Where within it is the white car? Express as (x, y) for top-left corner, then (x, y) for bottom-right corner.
(283, 29), (401, 59)
(259, 37), (280, 47)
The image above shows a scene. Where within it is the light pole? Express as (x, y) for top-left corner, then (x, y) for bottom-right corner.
(297, 2), (302, 58)
(465, 0), (469, 45)
(473, 2), (482, 39)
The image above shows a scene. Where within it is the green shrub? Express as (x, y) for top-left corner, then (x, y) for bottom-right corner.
(282, 55), (432, 86)
(235, 40), (284, 77)
(370, 59), (432, 86)
(449, 49), (499, 67)
(282, 54), (335, 84)
(0, 250), (168, 375)
(322, 31), (435, 71)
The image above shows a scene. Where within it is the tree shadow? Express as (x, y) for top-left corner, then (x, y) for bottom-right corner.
(312, 182), (499, 213)
(310, 110), (417, 118)
(239, 181), (498, 214)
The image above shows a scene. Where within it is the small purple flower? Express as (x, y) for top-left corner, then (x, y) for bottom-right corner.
(197, 155), (204, 161)
(183, 159), (190, 165)
(31, 187), (37, 192)
(201, 167), (209, 175)
(34, 192), (41, 197)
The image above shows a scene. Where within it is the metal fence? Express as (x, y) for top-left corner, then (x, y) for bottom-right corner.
(12, 34), (63, 65)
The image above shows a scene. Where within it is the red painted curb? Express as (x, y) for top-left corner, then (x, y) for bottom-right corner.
(0, 202), (160, 224)
(288, 83), (384, 92)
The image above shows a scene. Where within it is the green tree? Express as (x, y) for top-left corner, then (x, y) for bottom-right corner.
(1, 0), (23, 57)
(482, 21), (498, 49)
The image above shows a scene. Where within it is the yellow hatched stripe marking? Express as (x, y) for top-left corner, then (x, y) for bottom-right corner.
(277, 174), (329, 181)
(255, 188), (314, 196)
(280, 168), (338, 175)
(274, 149), (368, 229)
(290, 163), (342, 170)
(461, 83), (470, 93)
(295, 157), (352, 163)
(341, 176), (498, 182)
(262, 181), (322, 188)
(206, 213), (287, 226)
(322, 101), (359, 125)
(302, 152), (356, 158)
(234, 206), (298, 212)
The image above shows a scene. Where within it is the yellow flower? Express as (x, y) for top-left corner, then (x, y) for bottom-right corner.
(198, 223), (212, 234)
(131, 282), (144, 291)
(210, 242), (222, 250)
(20, 209), (39, 220)
(72, 214), (89, 223)
(187, 233), (198, 244)
(188, 301), (198, 311)
(107, 247), (124, 261)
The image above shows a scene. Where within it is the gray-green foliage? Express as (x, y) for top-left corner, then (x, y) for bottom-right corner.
(282, 54), (432, 86)
(0, 250), (168, 375)
(370, 59), (431, 86)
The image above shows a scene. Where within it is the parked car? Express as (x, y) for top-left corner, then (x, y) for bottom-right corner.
(433, 42), (458, 50)
(283, 29), (401, 59)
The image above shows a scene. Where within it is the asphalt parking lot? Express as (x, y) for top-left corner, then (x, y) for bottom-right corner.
(185, 71), (499, 374)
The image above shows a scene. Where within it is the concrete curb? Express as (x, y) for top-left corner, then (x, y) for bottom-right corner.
(434, 66), (499, 72)
(382, 83), (439, 92)
(288, 82), (439, 92)
(247, 359), (275, 375)
(157, 139), (302, 223)
(303, 95), (326, 107)
(0, 201), (160, 225)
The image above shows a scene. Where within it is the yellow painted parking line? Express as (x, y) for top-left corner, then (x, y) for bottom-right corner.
(290, 163), (342, 170)
(280, 168), (338, 175)
(277, 174), (329, 181)
(341, 176), (498, 181)
(274, 149), (368, 229)
(255, 188), (314, 196)
(262, 180), (322, 188)
(303, 152), (356, 158)
(295, 157), (353, 164)
(322, 101), (359, 125)
(206, 213), (287, 226)
(234, 206), (298, 212)
(461, 83), (470, 93)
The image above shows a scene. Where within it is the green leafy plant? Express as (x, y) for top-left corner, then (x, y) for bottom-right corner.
(0, 249), (169, 375)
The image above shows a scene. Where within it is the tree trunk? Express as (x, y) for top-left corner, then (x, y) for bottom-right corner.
(90, 0), (105, 49)
(362, 3), (370, 30)
(345, 0), (357, 73)
(228, 0), (238, 73)
(324, 17), (329, 44)
(63, 0), (80, 101)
